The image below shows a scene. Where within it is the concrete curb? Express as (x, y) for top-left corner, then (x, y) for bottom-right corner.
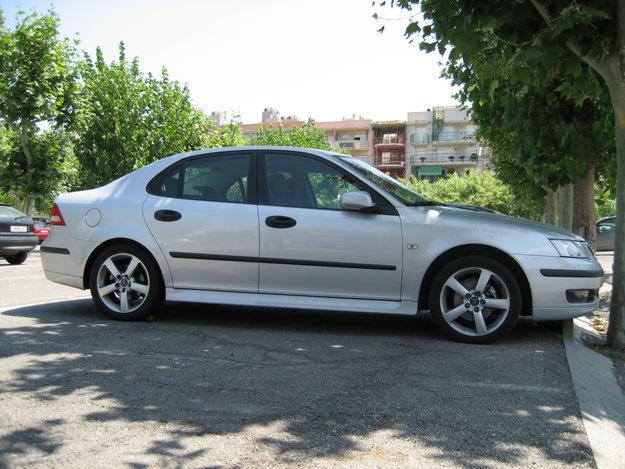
(563, 320), (625, 468)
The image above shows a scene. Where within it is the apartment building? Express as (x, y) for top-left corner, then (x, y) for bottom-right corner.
(239, 106), (489, 179)
(241, 112), (373, 162)
(372, 121), (407, 178)
(406, 106), (489, 180)
(317, 119), (373, 162)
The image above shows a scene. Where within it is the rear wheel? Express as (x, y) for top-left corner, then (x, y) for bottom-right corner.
(429, 255), (521, 343)
(89, 244), (163, 320)
(4, 251), (28, 265)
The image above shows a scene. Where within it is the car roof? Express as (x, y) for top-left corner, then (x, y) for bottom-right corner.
(597, 216), (616, 223)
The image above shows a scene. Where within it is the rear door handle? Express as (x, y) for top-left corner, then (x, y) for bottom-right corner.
(154, 210), (182, 222)
(265, 215), (296, 229)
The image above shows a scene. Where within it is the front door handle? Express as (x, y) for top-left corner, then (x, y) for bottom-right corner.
(154, 210), (182, 222)
(265, 215), (297, 229)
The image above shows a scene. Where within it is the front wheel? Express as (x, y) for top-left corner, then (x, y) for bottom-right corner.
(89, 244), (164, 320)
(4, 251), (28, 265)
(429, 255), (521, 343)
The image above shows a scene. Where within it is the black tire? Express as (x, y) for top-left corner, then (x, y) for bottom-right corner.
(428, 255), (521, 344)
(89, 243), (164, 320)
(5, 251), (28, 265)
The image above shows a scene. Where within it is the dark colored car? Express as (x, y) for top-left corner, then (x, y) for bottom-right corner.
(33, 220), (51, 243)
(0, 203), (38, 264)
(596, 216), (615, 251)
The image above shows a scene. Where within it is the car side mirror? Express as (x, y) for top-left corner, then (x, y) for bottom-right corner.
(340, 191), (375, 211)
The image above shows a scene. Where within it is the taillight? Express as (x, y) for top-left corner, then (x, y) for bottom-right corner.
(50, 203), (66, 226)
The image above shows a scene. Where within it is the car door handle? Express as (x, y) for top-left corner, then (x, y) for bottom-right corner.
(154, 210), (182, 222)
(265, 215), (297, 229)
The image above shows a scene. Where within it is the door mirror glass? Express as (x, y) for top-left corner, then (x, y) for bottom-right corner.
(340, 191), (375, 211)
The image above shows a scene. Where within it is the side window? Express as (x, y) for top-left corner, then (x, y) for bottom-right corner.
(153, 154), (251, 203)
(264, 154), (363, 210)
(307, 172), (360, 209)
(598, 222), (615, 234)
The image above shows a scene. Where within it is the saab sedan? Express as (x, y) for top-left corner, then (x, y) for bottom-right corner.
(41, 147), (603, 343)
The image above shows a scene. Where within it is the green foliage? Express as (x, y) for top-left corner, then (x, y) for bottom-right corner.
(248, 119), (346, 153)
(0, 7), (78, 211)
(73, 43), (210, 188)
(401, 172), (544, 220)
(376, 1), (615, 191)
(595, 189), (616, 219)
(0, 126), (77, 211)
(206, 119), (246, 148)
(0, 9), (77, 127)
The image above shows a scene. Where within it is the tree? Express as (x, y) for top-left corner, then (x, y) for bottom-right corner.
(206, 119), (246, 148)
(248, 119), (345, 152)
(379, 0), (625, 347)
(403, 171), (544, 219)
(451, 66), (614, 242)
(0, 8), (77, 213)
(0, 126), (78, 212)
(74, 43), (210, 187)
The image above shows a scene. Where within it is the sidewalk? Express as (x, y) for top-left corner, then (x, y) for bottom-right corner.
(564, 251), (625, 468)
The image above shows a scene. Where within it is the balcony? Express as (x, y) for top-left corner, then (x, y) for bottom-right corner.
(337, 140), (368, 151)
(411, 151), (479, 165)
(374, 136), (405, 147)
(432, 131), (475, 143)
(375, 153), (405, 167)
(409, 133), (430, 144)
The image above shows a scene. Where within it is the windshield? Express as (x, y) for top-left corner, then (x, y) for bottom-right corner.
(339, 157), (427, 205)
(0, 205), (28, 218)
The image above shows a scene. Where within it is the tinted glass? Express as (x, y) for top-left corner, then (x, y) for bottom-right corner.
(154, 154), (251, 203)
(264, 154), (362, 210)
(339, 157), (427, 205)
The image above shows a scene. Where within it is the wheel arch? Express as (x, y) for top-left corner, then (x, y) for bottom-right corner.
(82, 237), (165, 291)
(418, 244), (532, 316)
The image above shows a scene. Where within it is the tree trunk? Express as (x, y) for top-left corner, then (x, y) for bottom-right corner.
(13, 122), (35, 215)
(605, 77), (625, 348)
(558, 184), (573, 231)
(543, 187), (558, 225)
(572, 161), (597, 248)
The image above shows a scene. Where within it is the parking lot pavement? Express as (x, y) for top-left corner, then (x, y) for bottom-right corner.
(0, 257), (594, 468)
(0, 251), (89, 309)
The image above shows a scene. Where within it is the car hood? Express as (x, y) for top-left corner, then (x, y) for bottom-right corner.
(426, 205), (584, 241)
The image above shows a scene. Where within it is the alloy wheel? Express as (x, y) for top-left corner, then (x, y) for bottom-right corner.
(96, 253), (150, 314)
(439, 267), (511, 337)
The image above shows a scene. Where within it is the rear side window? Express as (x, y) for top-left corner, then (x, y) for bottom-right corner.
(151, 154), (252, 203)
(0, 205), (27, 218)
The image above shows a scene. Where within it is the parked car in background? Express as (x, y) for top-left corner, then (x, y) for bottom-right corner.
(0, 203), (38, 264)
(596, 216), (615, 251)
(33, 220), (51, 243)
(42, 146), (603, 343)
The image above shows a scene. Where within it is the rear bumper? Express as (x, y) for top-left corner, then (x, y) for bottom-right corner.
(43, 269), (84, 289)
(514, 254), (604, 321)
(41, 226), (96, 290)
(0, 234), (38, 255)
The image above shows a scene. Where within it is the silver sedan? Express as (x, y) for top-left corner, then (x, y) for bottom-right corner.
(41, 147), (603, 343)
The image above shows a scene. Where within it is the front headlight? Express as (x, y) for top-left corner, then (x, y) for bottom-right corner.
(549, 239), (592, 258)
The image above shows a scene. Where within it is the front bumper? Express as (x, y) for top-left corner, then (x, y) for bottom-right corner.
(0, 234), (38, 255)
(515, 254), (604, 321)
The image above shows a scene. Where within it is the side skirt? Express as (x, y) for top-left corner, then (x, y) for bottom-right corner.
(165, 288), (418, 316)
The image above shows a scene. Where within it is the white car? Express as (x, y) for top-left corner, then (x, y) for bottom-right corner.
(41, 147), (604, 343)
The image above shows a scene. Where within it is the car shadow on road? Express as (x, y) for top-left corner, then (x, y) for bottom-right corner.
(0, 299), (592, 467)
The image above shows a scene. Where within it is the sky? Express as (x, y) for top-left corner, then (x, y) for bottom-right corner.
(1, 0), (458, 123)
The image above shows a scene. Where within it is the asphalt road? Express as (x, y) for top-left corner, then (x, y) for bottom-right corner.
(0, 252), (597, 468)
